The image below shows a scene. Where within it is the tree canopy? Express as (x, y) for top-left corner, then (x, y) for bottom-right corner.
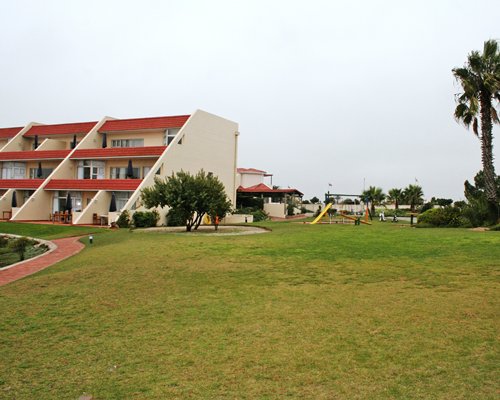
(141, 170), (232, 231)
(453, 39), (499, 218)
(403, 184), (424, 212)
(361, 186), (385, 214)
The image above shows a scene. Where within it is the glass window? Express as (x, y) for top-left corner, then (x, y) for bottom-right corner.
(164, 128), (181, 145)
(115, 191), (132, 210)
(1, 162), (26, 179)
(110, 167), (140, 179)
(111, 139), (144, 148)
(77, 160), (105, 179)
(29, 168), (53, 179)
(53, 191), (83, 212)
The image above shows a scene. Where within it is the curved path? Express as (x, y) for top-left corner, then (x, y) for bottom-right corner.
(0, 236), (85, 286)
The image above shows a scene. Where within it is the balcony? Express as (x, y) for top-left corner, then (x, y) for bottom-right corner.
(44, 179), (143, 191)
(0, 150), (71, 161)
(0, 179), (44, 189)
(70, 146), (167, 159)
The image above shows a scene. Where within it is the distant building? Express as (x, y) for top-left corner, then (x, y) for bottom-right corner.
(236, 168), (303, 218)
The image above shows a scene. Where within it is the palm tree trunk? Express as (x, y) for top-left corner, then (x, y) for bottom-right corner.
(479, 91), (498, 205)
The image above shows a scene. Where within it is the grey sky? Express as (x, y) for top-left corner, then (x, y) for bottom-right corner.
(1, 0), (499, 200)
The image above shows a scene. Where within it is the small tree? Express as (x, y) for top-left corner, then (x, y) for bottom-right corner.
(403, 184), (424, 212)
(9, 237), (31, 261)
(141, 170), (232, 232)
(310, 196), (320, 204)
(361, 186), (386, 214)
(387, 188), (403, 209)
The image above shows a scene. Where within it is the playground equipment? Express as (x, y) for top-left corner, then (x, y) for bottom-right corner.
(310, 203), (372, 225)
(310, 191), (373, 225)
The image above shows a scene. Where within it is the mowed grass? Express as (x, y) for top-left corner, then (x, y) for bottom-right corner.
(0, 222), (106, 240)
(0, 222), (498, 399)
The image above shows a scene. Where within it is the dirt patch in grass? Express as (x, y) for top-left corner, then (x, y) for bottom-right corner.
(138, 225), (270, 236)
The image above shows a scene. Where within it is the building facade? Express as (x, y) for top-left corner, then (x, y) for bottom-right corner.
(0, 110), (238, 225)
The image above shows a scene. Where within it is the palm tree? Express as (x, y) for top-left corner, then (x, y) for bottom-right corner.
(403, 184), (424, 212)
(453, 39), (500, 211)
(361, 186), (385, 214)
(387, 188), (403, 209)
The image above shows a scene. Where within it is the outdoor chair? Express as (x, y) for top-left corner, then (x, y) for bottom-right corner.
(92, 213), (99, 225)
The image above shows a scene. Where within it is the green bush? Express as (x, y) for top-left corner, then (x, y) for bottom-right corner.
(287, 203), (295, 216)
(418, 207), (469, 228)
(489, 224), (500, 231)
(0, 235), (8, 248)
(132, 210), (160, 228)
(234, 207), (268, 222)
(166, 208), (186, 227)
(116, 210), (131, 228)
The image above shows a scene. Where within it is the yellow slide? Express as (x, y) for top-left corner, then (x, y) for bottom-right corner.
(310, 203), (333, 224)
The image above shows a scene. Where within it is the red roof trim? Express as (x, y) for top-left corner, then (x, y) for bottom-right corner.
(71, 146), (167, 159)
(99, 115), (190, 132)
(0, 179), (43, 189)
(237, 168), (267, 174)
(24, 121), (98, 137)
(44, 179), (142, 191)
(237, 183), (303, 195)
(0, 150), (71, 161)
(0, 127), (23, 139)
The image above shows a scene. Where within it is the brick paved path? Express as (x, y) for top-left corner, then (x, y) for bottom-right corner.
(0, 236), (85, 286)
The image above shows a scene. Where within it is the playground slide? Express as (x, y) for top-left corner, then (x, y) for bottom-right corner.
(310, 203), (333, 224)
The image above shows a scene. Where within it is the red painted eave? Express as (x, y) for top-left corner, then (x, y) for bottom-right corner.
(45, 179), (143, 191)
(0, 127), (23, 139)
(99, 115), (190, 132)
(24, 121), (98, 137)
(0, 179), (43, 189)
(71, 146), (167, 159)
(237, 184), (303, 196)
(0, 150), (71, 161)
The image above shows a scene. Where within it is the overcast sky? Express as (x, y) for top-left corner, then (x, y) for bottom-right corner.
(1, 0), (499, 200)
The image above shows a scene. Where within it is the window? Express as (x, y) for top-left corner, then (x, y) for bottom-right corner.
(52, 191), (83, 212)
(110, 167), (140, 179)
(115, 192), (132, 210)
(163, 128), (181, 145)
(111, 139), (144, 148)
(29, 168), (53, 179)
(143, 166), (151, 177)
(77, 160), (105, 179)
(1, 162), (26, 179)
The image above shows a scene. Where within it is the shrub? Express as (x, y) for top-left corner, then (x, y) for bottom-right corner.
(233, 207), (269, 222)
(0, 236), (8, 248)
(166, 208), (186, 227)
(132, 210), (160, 228)
(9, 237), (33, 261)
(287, 203), (295, 216)
(116, 210), (131, 228)
(418, 206), (469, 227)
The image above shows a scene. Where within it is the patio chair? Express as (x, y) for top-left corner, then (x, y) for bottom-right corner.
(92, 213), (99, 225)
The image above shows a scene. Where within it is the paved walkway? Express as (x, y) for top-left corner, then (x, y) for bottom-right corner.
(0, 236), (85, 286)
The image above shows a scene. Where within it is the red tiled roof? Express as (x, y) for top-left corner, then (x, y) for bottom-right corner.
(99, 115), (190, 132)
(237, 168), (267, 174)
(237, 183), (303, 195)
(44, 179), (142, 191)
(71, 146), (167, 159)
(0, 179), (43, 189)
(24, 121), (98, 137)
(0, 150), (71, 161)
(0, 127), (23, 139)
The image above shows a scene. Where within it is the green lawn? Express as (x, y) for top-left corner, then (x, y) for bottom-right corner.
(0, 222), (498, 399)
(0, 222), (106, 240)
